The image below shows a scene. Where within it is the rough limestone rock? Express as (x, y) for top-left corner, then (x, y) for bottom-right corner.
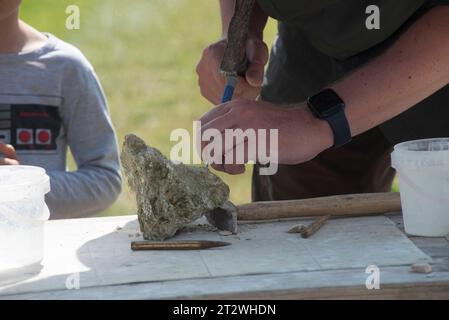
(121, 134), (230, 240)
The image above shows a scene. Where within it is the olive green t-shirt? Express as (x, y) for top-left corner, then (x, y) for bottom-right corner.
(258, 0), (449, 144)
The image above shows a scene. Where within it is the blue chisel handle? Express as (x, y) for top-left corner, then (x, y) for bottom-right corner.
(221, 76), (238, 103)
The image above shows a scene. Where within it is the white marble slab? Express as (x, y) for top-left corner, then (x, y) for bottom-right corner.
(0, 215), (431, 297)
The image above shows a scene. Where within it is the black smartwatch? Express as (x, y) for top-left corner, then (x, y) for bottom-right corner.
(307, 88), (351, 148)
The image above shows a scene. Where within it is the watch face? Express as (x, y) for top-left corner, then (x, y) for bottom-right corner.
(308, 89), (345, 118)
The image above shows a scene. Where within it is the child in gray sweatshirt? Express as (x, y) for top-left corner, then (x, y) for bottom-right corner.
(0, 1), (122, 218)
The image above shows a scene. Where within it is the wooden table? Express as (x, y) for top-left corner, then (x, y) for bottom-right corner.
(0, 214), (448, 299)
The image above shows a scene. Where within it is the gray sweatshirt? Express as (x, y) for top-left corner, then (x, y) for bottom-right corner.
(0, 34), (122, 219)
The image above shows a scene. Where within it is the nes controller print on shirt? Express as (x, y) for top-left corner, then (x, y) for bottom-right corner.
(0, 103), (61, 153)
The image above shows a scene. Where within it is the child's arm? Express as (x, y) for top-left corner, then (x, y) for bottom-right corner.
(0, 143), (19, 165)
(46, 67), (121, 219)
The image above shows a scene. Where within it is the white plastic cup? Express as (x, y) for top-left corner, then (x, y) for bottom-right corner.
(0, 166), (50, 271)
(391, 138), (449, 237)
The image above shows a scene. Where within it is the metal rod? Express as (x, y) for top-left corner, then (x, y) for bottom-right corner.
(131, 240), (231, 251)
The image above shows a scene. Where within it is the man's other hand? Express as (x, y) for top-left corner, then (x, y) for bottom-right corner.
(196, 37), (269, 105)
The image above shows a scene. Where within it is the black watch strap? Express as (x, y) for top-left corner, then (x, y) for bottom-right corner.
(326, 110), (351, 148)
(307, 88), (352, 148)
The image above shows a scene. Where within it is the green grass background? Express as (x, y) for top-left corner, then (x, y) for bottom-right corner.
(20, 0), (398, 216)
(20, 0), (280, 216)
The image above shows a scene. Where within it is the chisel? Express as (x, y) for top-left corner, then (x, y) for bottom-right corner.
(205, 0), (255, 169)
(131, 240), (231, 251)
(219, 0), (255, 102)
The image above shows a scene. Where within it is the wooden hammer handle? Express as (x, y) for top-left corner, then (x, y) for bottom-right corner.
(237, 192), (401, 221)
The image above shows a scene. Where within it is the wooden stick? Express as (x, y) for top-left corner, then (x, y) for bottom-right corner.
(300, 215), (330, 239)
(287, 224), (306, 234)
(131, 240), (231, 251)
(237, 192), (401, 221)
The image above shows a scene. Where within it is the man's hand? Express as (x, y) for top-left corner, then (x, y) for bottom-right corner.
(0, 143), (19, 165)
(196, 36), (269, 105)
(198, 100), (334, 175)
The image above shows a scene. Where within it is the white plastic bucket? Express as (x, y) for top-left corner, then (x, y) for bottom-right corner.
(0, 166), (50, 271)
(391, 138), (449, 237)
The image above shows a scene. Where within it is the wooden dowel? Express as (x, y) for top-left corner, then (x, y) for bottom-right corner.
(237, 192), (401, 221)
(300, 215), (330, 239)
(287, 224), (306, 234)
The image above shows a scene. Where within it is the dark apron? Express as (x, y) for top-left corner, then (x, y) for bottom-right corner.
(253, 0), (449, 200)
